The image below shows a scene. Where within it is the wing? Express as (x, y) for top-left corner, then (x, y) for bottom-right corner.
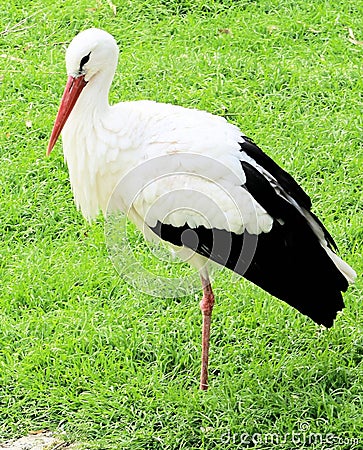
(145, 137), (349, 328)
(104, 102), (349, 327)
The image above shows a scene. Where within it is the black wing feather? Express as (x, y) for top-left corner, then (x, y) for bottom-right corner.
(240, 137), (338, 250)
(240, 136), (311, 210)
(149, 137), (349, 328)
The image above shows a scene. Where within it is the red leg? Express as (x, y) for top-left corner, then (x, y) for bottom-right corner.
(199, 276), (215, 390)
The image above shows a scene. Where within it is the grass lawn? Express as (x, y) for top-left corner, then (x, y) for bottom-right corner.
(1, 0), (362, 448)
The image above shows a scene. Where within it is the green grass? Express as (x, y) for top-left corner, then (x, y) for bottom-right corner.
(1, 0), (362, 448)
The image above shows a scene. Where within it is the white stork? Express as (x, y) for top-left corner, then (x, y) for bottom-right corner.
(47, 28), (356, 390)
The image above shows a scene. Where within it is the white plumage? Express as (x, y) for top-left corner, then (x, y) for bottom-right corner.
(64, 95), (272, 234)
(48, 28), (356, 390)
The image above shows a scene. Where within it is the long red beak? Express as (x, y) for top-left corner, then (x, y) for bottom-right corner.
(47, 75), (88, 155)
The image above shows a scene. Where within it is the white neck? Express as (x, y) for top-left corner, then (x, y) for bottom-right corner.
(77, 70), (113, 119)
(61, 69), (116, 219)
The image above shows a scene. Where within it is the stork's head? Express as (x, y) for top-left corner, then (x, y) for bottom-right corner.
(65, 28), (119, 82)
(47, 28), (119, 155)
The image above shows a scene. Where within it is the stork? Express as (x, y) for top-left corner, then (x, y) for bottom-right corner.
(47, 28), (356, 390)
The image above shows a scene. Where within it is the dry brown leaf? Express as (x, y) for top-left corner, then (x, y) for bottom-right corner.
(96, 0), (116, 15)
(107, 0), (117, 15)
(348, 27), (363, 45)
(308, 27), (322, 34)
(218, 28), (232, 35)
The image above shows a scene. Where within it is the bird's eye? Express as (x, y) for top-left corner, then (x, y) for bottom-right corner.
(79, 52), (91, 71)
